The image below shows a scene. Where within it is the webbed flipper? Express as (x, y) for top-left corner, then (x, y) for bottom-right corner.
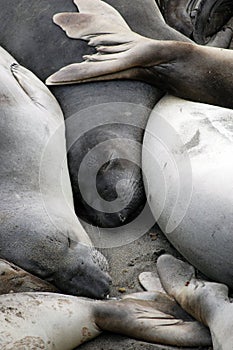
(46, 0), (153, 85)
(97, 290), (211, 346)
(139, 271), (165, 293)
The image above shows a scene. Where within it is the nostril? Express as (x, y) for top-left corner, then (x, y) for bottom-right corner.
(10, 63), (18, 70)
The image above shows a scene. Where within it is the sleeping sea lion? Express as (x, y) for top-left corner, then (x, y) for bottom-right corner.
(0, 262), (211, 349)
(0, 0), (191, 230)
(142, 96), (233, 288)
(0, 46), (111, 298)
(46, 1), (233, 286)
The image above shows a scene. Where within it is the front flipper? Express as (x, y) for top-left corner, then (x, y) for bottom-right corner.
(96, 291), (211, 346)
(46, 1), (156, 85)
(52, 0), (130, 40)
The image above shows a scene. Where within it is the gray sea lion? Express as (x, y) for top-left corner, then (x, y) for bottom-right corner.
(0, 271), (211, 349)
(0, 260), (210, 348)
(143, 96), (233, 288)
(0, 46), (111, 298)
(47, 1), (233, 284)
(157, 254), (233, 350)
(0, 0), (191, 229)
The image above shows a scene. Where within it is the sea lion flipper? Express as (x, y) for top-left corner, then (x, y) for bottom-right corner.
(53, 0), (130, 41)
(97, 293), (211, 346)
(157, 254), (230, 324)
(156, 254), (233, 348)
(46, 61), (130, 85)
(0, 259), (58, 294)
(45, 38), (147, 85)
(139, 272), (166, 293)
(73, 0), (130, 31)
(47, 1), (149, 85)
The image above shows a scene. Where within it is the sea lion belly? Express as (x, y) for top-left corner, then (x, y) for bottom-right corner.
(143, 95), (233, 286)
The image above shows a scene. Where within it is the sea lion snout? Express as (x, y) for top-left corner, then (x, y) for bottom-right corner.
(52, 242), (112, 299)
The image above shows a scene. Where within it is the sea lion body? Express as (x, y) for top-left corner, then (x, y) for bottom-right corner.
(0, 293), (101, 350)
(0, 290), (211, 349)
(0, 46), (110, 298)
(143, 95), (233, 287)
(0, 0), (190, 228)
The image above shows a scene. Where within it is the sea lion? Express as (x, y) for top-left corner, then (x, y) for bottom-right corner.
(0, 46), (111, 298)
(46, 1), (233, 284)
(0, 262), (211, 349)
(0, 260), (210, 348)
(142, 96), (233, 288)
(0, 0), (191, 230)
(157, 254), (233, 350)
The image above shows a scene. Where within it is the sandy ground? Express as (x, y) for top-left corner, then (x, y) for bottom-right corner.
(75, 224), (212, 350)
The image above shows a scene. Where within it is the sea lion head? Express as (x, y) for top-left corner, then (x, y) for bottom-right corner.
(52, 242), (111, 299)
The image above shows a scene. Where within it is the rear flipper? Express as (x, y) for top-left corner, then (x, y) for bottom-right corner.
(96, 291), (211, 347)
(139, 271), (165, 293)
(46, 0), (156, 85)
(157, 254), (233, 350)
